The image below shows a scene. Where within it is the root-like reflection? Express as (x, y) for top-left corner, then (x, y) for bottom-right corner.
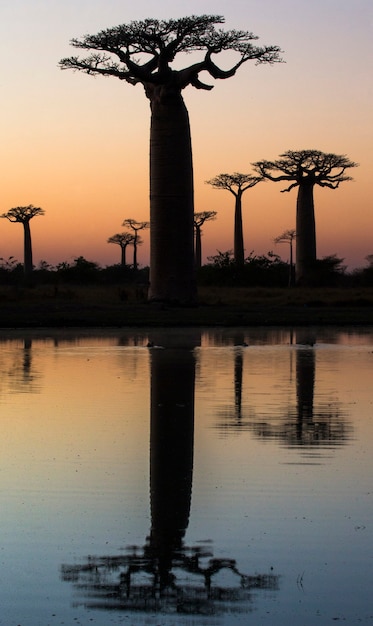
(61, 335), (279, 617)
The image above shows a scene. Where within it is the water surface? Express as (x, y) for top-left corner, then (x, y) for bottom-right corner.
(0, 327), (372, 625)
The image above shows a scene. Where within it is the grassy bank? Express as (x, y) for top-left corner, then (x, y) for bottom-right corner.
(0, 284), (372, 328)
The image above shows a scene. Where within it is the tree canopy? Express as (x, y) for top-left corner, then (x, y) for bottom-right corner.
(194, 211), (217, 227)
(1, 205), (45, 222)
(59, 15), (282, 96)
(252, 150), (358, 192)
(206, 172), (262, 193)
(107, 232), (136, 247)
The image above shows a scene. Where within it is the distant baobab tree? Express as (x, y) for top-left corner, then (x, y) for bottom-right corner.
(0, 205), (45, 279)
(206, 173), (262, 266)
(253, 150), (358, 285)
(107, 232), (136, 268)
(274, 228), (296, 287)
(122, 219), (149, 271)
(194, 211), (217, 269)
(60, 16), (282, 302)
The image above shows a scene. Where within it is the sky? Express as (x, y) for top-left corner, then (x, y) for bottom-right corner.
(0, 0), (372, 270)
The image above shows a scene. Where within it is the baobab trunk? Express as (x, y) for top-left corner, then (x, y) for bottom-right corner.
(295, 183), (316, 285)
(133, 236), (138, 271)
(234, 192), (245, 266)
(121, 245), (126, 268)
(23, 220), (33, 278)
(149, 343), (195, 554)
(195, 226), (202, 270)
(148, 88), (196, 303)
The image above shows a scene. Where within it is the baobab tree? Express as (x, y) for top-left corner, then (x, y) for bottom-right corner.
(60, 16), (282, 302)
(274, 228), (296, 287)
(206, 172), (262, 266)
(107, 232), (136, 268)
(0, 205), (45, 279)
(253, 150), (358, 285)
(194, 211), (217, 269)
(122, 218), (149, 270)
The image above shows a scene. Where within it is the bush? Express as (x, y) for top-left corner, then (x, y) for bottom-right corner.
(198, 250), (289, 287)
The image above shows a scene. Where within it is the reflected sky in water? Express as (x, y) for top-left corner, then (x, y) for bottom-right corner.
(0, 327), (372, 625)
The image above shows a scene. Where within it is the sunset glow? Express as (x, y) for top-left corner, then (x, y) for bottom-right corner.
(1, 0), (371, 270)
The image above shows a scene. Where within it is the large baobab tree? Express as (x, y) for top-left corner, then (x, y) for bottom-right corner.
(0, 205), (45, 279)
(107, 232), (136, 268)
(122, 218), (149, 271)
(60, 16), (282, 302)
(194, 211), (217, 269)
(206, 172), (262, 266)
(274, 228), (296, 287)
(253, 150), (358, 285)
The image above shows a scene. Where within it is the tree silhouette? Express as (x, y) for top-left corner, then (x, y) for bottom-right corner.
(107, 232), (136, 267)
(194, 210), (217, 269)
(214, 332), (352, 450)
(122, 218), (149, 271)
(274, 228), (296, 287)
(61, 336), (279, 615)
(253, 150), (358, 285)
(60, 16), (282, 302)
(0, 205), (45, 279)
(206, 172), (262, 266)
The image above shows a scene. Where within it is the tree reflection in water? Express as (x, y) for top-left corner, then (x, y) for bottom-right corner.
(0, 338), (41, 394)
(215, 331), (353, 450)
(61, 334), (279, 617)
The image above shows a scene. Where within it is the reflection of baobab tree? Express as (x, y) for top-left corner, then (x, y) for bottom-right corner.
(0, 338), (41, 394)
(277, 330), (352, 448)
(233, 347), (244, 421)
(61, 335), (279, 616)
(289, 343), (352, 448)
(212, 332), (250, 429)
(214, 333), (352, 451)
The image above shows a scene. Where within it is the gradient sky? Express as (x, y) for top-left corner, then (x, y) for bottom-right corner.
(1, 0), (372, 270)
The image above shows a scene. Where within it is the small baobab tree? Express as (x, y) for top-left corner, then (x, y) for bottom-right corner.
(206, 173), (262, 266)
(194, 211), (217, 270)
(122, 219), (149, 271)
(253, 150), (358, 285)
(107, 232), (136, 268)
(60, 16), (282, 302)
(274, 229), (296, 287)
(0, 205), (45, 279)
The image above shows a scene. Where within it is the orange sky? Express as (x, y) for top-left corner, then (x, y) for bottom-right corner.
(1, 0), (372, 270)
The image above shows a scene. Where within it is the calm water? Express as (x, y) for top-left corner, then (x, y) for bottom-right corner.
(0, 327), (372, 626)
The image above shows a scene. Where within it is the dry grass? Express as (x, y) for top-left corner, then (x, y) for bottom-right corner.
(0, 284), (372, 328)
(198, 286), (373, 308)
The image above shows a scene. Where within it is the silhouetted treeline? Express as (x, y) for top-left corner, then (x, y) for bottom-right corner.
(197, 250), (364, 288)
(0, 252), (372, 289)
(0, 256), (149, 287)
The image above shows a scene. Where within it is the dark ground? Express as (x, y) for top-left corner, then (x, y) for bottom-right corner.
(0, 285), (372, 328)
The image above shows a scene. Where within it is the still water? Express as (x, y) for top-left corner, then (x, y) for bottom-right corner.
(0, 327), (372, 626)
